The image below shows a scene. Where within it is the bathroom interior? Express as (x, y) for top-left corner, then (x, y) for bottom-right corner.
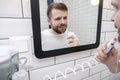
(0, 0), (120, 80)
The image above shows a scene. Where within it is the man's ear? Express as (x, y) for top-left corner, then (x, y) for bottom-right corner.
(47, 18), (51, 25)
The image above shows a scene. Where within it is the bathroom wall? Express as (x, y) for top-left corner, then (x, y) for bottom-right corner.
(62, 0), (98, 45)
(0, 0), (119, 80)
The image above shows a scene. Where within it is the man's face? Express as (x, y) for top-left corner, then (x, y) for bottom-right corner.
(111, 0), (120, 42)
(48, 9), (68, 34)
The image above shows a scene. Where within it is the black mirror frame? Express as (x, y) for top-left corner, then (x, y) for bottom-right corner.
(31, 0), (103, 58)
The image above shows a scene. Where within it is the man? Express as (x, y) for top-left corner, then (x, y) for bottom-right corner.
(42, 2), (79, 51)
(95, 0), (120, 73)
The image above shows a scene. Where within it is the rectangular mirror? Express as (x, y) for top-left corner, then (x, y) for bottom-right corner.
(31, 0), (103, 58)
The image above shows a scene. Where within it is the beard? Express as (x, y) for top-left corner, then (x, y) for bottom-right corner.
(118, 36), (120, 42)
(118, 28), (120, 42)
(115, 25), (120, 42)
(52, 24), (67, 34)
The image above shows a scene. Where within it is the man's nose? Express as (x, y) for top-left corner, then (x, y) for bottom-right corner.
(61, 19), (66, 24)
(111, 14), (115, 21)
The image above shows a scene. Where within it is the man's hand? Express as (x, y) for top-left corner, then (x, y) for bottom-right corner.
(95, 42), (119, 73)
(67, 35), (79, 47)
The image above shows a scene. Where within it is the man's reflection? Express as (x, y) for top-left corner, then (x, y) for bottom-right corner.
(42, 2), (79, 51)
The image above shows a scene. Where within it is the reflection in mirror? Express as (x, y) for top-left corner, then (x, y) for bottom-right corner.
(31, 0), (103, 58)
(40, 0), (99, 51)
(41, 2), (80, 51)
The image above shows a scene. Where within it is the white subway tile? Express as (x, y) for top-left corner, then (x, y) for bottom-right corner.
(102, 9), (108, 21)
(102, 9), (115, 21)
(0, 0), (22, 17)
(102, 77), (110, 80)
(90, 63), (107, 75)
(9, 36), (32, 53)
(56, 50), (91, 64)
(105, 32), (118, 41)
(109, 73), (120, 80)
(22, 0), (31, 18)
(25, 71), (29, 80)
(0, 18), (32, 37)
(83, 73), (101, 80)
(30, 61), (74, 80)
(101, 69), (111, 79)
(100, 32), (106, 43)
(31, 56), (54, 69)
(103, 0), (114, 9)
(31, 37), (34, 55)
(107, 10), (115, 21)
(90, 49), (97, 56)
(0, 38), (9, 45)
(101, 21), (117, 32)
(10, 39), (28, 52)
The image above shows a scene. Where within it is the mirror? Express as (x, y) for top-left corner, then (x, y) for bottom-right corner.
(31, 0), (103, 58)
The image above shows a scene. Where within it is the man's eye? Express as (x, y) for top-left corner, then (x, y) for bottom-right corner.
(55, 18), (61, 20)
(64, 17), (67, 19)
(113, 6), (118, 10)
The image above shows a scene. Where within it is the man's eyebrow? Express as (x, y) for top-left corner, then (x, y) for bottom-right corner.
(111, 2), (113, 5)
(111, 1), (118, 7)
(111, 2), (115, 6)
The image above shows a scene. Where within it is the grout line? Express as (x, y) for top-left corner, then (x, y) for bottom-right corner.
(21, 0), (24, 18)
(0, 38), (9, 40)
(0, 17), (31, 19)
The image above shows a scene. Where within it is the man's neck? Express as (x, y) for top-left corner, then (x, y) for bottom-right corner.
(49, 29), (63, 35)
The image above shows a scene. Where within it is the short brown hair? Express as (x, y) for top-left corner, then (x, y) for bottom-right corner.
(47, 2), (68, 19)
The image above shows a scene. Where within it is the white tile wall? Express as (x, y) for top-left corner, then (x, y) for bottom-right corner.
(0, 38), (9, 44)
(101, 21), (117, 32)
(109, 73), (120, 80)
(56, 50), (91, 64)
(0, 18), (32, 37)
(83, 73), (101, 80)
(103, 0), (114, 9)
(0, 0), (22, 17)
(90, 49), (97, 56)
(105, 32), (118, 41)
(32, 56), (54, 69)
(107, 9), (115, 21)
(9, 36), (30, 52)
(0, 0), (119, 80)
(101, 70), (111, 79)
(30, 61), (74, 80)
(102, 9), (108, 21)
(102, 77), (110, 80)
(90, 63), (108, 75)
(22, 0), (31, 18)
(100, 32), (106, 43)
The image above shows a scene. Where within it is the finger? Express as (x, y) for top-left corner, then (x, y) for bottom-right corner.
(110, 47), (118, 56)
(97, 47), (107, 58)
(95, 53), (103, 62)
(97, 42), (108, 58)
(67, 37), (74, 43)
(67, 35), (74, 39)
(95, 53), (106, 62)
(68, 42), (77, 47)
(101, 41), (108, 50)
(95, 56), (101, 62)
(68, 39), (73, 43)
